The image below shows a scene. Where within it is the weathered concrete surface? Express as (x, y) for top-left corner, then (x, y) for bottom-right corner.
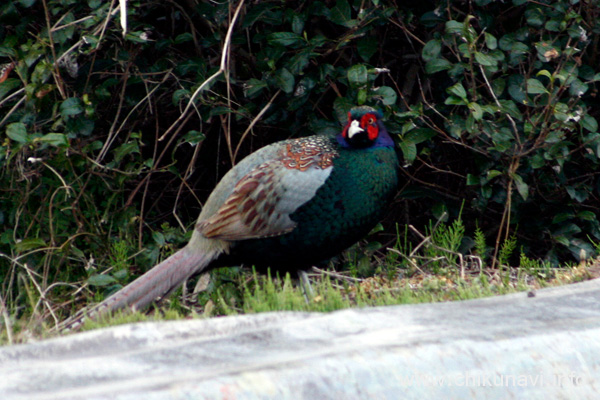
(1, 279), (599, 400)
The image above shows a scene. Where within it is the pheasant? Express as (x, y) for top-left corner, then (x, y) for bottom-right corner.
(68, 106), (399, 326)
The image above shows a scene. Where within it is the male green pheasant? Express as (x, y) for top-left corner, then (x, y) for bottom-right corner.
(75, 106), (399, 321)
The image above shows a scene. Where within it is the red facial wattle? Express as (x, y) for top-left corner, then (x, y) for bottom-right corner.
(361, 113), (379, 140)
(342, 111), (352, 138)
(367, 125), (378, 140)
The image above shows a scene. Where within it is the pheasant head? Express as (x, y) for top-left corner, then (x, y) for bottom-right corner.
(340, 106), (393, 149)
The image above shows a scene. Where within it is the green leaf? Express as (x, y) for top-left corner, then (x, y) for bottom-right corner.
(399, 141), (417, 164)
(536, 69), (553, 80)
(466, 174), (479, 185)
(491, 78), (506, 97)
(474, 52), (497, 66)
(113, 141), (140, 163)
(6, 122), (29, 144)
(330, 0), (355, 27)
(553, 213), (574, 224)
(447, 82), (467, 99)
(555, 67), (577, 86)
(357, 36), (378, 61)
(183, 130), (205, 145)
(174, 33), (193, 44)
(512, 174), (529, 200)
(244, 78), (267, 98)
(529, 154), (545, 169)
(499, 34), (515, 51)
(371, 86), (397, 105)
(0, 78), (22, 102)
(582, 114), (598, 132)
(484, 33), (497, 50)
(526, 78), (547, 94)
(66, 117), (94, 137)
(445, 20), (463, 35)
(60, 97), (84, 117)
(545, 20), (562, 32)
(510, 42), (529, 55)
(420, 11), (445, 27)
(38, 133), (69, 147)
(14, 238), (47, 252)
(444, 96), (465, 106)
(209, 107), (230, 118)
(401, 121), (416, 135)
(566, 186), (588, 203)
(487, 170), (503, 180)
(499, 100), (523, 121)
(152, 231), (166, 246)
(553, 223), (581, 237)
(87, 274), (117, 287)
(569, 79), (588, 97)
(287, 51), (311, 75)
(524, 8), (544, 27)
(113, 270), (128, 281)
(275, 68), (295, 93)
(267, 32), (303, 47)
(508, 79), (527, 104)
(552, 102), (569, 122)
(347, 64), (368, 88)
(404, 128), (436, 144)
(577, 211), (596, 221)
(291, 14), (304, 35)
(469, 102), (483, 120)
(553, 235), (570, 246)
(357, 88), (367, 105)
(425, 58), (451, 74)
(333, 97), (354, 123)
(422, 39), (442, 62)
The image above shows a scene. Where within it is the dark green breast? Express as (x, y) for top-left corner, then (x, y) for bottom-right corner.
(222, 137), (399, 271)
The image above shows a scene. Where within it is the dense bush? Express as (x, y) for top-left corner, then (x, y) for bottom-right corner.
(1, 0), (599, 319)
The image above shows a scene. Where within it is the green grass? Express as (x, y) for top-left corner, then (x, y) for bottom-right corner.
(1, 217), (598, 344)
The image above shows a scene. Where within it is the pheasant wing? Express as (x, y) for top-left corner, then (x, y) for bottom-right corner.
(197, 137), (337, 241)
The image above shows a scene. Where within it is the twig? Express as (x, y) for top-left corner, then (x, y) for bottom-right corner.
(0, 293), (13, 345)
(0, 95), (26, 128)
(172, 144), (204, 230)
(405, 220), (467, 275)
(124, 111), (195, 207)
(478, 64), (519, 137)
(387, 247), (427, 276)
(95, 68), (173, 165)
(233, 90), (281, 161)
(21, 263), (60, 326)
(159, 0), (246, 142)
(0, 87), (25, 109)
(311, 266), (363, 283)
(491, 158), (517, 269)
(95, 62), (131, 163)
(41, 0), (66, 99)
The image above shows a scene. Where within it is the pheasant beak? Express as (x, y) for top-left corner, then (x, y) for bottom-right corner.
(347, 120), (364, 138)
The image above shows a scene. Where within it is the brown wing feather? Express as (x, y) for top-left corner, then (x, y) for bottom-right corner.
(196, 136), (337, 241)
(197, 162), (296, 240)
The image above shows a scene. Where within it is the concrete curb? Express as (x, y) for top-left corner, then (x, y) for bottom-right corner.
(1, 279), (599, 399)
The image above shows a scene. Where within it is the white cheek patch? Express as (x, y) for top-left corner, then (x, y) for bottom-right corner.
(348, 120), (364, 138)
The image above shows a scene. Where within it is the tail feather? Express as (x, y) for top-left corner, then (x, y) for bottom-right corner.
(100, 246), (215, 312)
(60, 246), (218, 331)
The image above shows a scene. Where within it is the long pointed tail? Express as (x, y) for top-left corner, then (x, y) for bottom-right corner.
(100, 246), (215, 312)
(61, 245), (218, 331)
